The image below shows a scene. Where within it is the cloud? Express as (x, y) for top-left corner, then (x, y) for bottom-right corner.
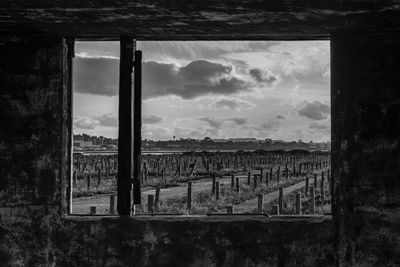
(198, 117), (224, 129)
(260, 119), (281, 131)
(230, 118), (248, 125)
(143, 115), (164, 124)
(143, 60), (251, 100)
(95, 113), (118, 127)
(276, 114), (287, 120)
(249, 68), (279, 86)
(298, 101), (330, 120)
(73, 57), (119, 96)
(212, 98), (256, 111)
(74, 116), (97, 130)
(308, 122), (329, 130)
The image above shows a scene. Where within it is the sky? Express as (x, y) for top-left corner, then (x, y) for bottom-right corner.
(73, 40), (330, 142)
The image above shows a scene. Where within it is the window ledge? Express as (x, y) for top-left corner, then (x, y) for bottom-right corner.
(63, 214), (332, 223)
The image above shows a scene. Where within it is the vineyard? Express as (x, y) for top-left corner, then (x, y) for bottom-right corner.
(72, 150), (331, 215)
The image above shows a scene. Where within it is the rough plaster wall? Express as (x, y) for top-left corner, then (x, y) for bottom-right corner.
(0, 37), (65, 266)
(331, 33), (400, 266)
(3, 33), (400, 266)
(0, 37), (335, 267)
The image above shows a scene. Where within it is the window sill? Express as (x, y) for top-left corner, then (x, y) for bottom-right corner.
(63, 214), (332, 223)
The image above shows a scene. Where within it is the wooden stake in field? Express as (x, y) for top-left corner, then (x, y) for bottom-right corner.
(295, 193), (301, 214)
(310, 187), (315, 213)
(247, 172), (251, 185)
(257, 194), (264, 213)
(272, 204), (279, 215)
(90, 206), (96, 215)
(236, 177), (240, 193)
(109, 195), (115, 214)
(314, 174), (317, 191)
(278, 187), (283, 214)
(277, 167), (280, 184)
(321, 174), (325, 203)
(212, 176), (216, 194)
(215, 181), (220, 200)
(87, 175), (91, 190)
(231, 175), (234, 188)
(227, 206), (234, 214)
(187, 181), (192, 210)
(148, 194), (154, 214)
(155, 186), (160, 213)
(305, 177), (309, 196)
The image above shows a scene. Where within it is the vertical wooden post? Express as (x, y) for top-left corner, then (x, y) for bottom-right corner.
(278, 187), (283, 214)
(265, 172), (269, 186)
(257, 194), (264, 213)
(187, 181), (192, 210)
(295, 193), (301, 214)
(236, 177), (240, 193)
(97, 169), (101, 186)
(215, 181), (220, 200)
(305, 177), (309, 196)
(321, 174), (325, 203)
(314, 174), (317, 191)
(118, 37), (133, 215)
(310, 187), (315, 213)
(253, 174), (257, 189)
(272, 204), (279, 215)
(87, 175), (91, 190)
(260, 169), (263, 184)
(277, 167), (280, 184)
(110, 195), (115, 214)
(133, 49), (142, 205)
(147, 194), (154, 214)
(231, 174), (234, 188)
(227, 206), (234, 214)
(155, 186), (160, 213)
(90, 206), (96, 215)
(212, 176), (216, 194)
(247, 172), (251, 185)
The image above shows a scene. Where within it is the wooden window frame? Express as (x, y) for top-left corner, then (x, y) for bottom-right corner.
(65, 36), (332, 218)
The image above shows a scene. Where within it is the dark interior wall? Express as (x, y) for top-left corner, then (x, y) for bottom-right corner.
(1, 31), (400, 266)
(0, 36), (335, 266)
(331, 33), (400, 266)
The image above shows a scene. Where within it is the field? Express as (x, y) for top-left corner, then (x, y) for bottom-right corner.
(72, 150), (331, 215)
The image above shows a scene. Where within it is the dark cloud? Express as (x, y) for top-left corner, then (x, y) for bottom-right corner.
(143, 115), (164, 124)
(73, 57), (119, 96)
(212, 98), (256, 111)
(308, 122), (329, 130)
(74, 116), (97, 130)
(260, 119), (280, 131)
(198, 117), (223, 129)
(249, 68), (279, 86)
(230, 118), (248, 125)
(143, 60), (251, 99)
(276, 114), (287, 120)
(95, 113), (118, 127)
(298, 101), (330, 120)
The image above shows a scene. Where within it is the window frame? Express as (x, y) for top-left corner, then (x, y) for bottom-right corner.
(64, 36), (332, 219)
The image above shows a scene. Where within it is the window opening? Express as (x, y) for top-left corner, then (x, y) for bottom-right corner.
(71, 41), (120, 215)
(134, 41), (331, 216)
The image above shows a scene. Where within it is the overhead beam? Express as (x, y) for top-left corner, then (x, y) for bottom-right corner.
(0, 0), (399, 38)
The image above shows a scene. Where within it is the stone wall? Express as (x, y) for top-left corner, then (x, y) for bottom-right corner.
(1, 33), (400, 266)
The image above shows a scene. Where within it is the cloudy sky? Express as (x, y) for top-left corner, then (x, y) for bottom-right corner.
(73, 40), (330, 142)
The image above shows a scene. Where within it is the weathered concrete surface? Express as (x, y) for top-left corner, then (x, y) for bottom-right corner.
(0, 0), (399, 38)
(2, 27), (400, 267)
(0, 37), (335, 266)
(332, 32), (400, 266)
